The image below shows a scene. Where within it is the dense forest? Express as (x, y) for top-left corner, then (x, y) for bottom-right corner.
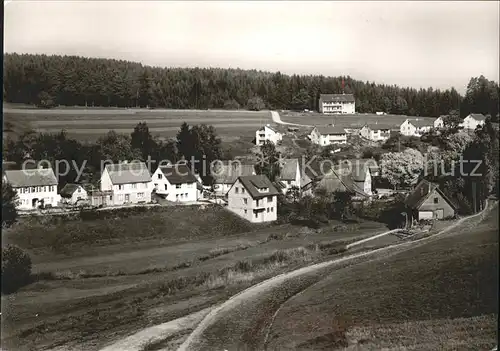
(4, 53), (499, 118)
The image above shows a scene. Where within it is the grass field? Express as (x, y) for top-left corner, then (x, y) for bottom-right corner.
(0, 205), (389, 351)
(280, 111), (436, 129)
(265, 206), (499, 350)
(3, 108), (273, 142)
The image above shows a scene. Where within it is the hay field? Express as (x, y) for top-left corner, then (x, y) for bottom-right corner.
(3, 108), (273, 141)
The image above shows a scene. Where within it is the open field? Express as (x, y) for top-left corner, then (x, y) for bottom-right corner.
(2, 108), (273, 141)
(0, 205), (389, 351)
(280, 111), (436, 129)
(265, 206), (498, 350)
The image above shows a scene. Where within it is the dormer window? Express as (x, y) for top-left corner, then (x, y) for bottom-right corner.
(258, 187), (269, 193)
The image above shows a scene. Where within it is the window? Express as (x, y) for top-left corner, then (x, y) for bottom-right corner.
(271, 207), (274, 212)
(176, 184), (181, 189)
(434, 197), (439, 204)
(77, 187), (81, 193)
(244, 209), (247, 214)
(118, 194), (124, 201)
(131, 183), (137, 189)
(267, 208), (270, 213)
(31, 186), (35, 193)
(164, 184), (168, 190)
(158, 173), (163, 179)
(243, 198), (248, 205)
(267, 196), (272, 203)
(176, 194), (179, 200)
(138, 192), (144, 198)
(287, 181), (292, 185)
(235, 187), (239, 194)
(118, 185), (123, 190)
(241, 188), (245, 194)
(185, 193), (188, 198)
(255, 212), (258, 218)
(143, 182), (148, 188)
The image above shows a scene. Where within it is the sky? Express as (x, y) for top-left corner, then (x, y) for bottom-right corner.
(4, 1), (500, 94)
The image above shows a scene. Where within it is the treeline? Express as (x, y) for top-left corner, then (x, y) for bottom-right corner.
(4, 53), (498, 117)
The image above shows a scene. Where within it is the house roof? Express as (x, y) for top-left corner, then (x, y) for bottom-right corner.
(280, 159), (299, 181)
(467, 113), (486, 121)
(315, 126), (347, 135)
(404, 179), (457, 209)
(405, 118), (434, 128)
(339, 159), (379, 182)
(258, 125), (280, 133)
(236, 175), (281, 199)
(212, 161), (256, 184)
(315, 167), (369, 198)
(158, 164), (198, 184)
(59, 183), (85, 198)
(4, 168), (58, 187)
(320, 94), (355, 103)
(363, 123), (394, 131)
(105, 162), (152, 185)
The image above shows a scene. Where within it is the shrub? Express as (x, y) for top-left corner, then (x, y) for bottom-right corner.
(2, 245), (32, 294)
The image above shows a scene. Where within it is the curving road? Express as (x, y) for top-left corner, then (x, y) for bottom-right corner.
(177, 203), (496, 351)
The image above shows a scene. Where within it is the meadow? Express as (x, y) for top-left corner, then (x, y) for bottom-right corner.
(3, 108), (273, 142)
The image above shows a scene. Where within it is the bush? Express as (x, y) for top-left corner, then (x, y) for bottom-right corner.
(2, 245), (32, 294)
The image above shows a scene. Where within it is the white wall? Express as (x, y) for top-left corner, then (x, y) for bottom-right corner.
(63, 186), (88, 205)
(320, 134), (347, 146)
(14, 185), (59, 209)
(321, 101), (355, 114)
(460, 116), (485, 130)
(152, 168), (197, 202)
(281, 163), (301, 195)
(400, 120), (416, 136)
(227, 180), (277, 223)
(434, 117), (444, 129)
(256, 126), (282, 145)
(101, 168), (153, 205)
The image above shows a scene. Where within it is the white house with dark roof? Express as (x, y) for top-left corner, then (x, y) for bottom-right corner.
(276, 158), (312, 196)
(434, 115), (446, 129)
(256, 124), (283, 146)
(212, 161), (256, 196)
(360, 123), (393, 141)
(100, 162), (153, 205)
(59, 183), (88, 205)
(404, 179), (456, 221)
(152, 163), (198, 202)
(3, 168), (59, 209)
(319, 94), (355, 114)
(400, 118), (433, 137)
(227, 175), (280, 223)
(460, 113), (486, 130)
(309, 126), (347, 146)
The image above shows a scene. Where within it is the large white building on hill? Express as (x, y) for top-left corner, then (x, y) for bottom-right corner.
(319, 94), (355, 114)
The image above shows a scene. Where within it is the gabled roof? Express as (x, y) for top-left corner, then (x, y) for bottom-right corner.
(60, 183), (85, 198)
(339, 159), (379, 182)
(280, 159), (299, 181)
(315, 126), (347, 135)
(320, 94), (355, 103)
(4, 168), (58, 187)
(405, 118), (433, 128)
(105, 162), (152, 185)
(212, 161), (256, 184)
(158, 164), (197, 184)
(236, 175), (280, 199)
(363, 123), (394, 131)
(405, 179), (457, 209)
(466, 113), (486, 121)
(258, 125), (280, 133)
(316, 167), (369, 198)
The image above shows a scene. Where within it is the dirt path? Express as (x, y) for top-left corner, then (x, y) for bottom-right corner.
(270, 111), (312, 127)
(177, 202), (496, 351)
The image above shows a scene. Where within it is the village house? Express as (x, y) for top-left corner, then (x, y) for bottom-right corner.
(3, 168), (59, 210)
(339, 158), (379, 196)
(400, 118), (433, 137)
(319, 94), (356, 114)
(59, 183), (88, 205)
(212, 161), (256, 196)
(314, 166), (370, 201)
(460, 113), (486, 130)
(100, 162), (153, 205)
(433, 115), (446, 129)
(227, 175), (280, 223)
(152, 163), (198, 202)
(404, 179), (456, 221)
(255, 124), (283, 146)
(276, 158), (313, 196)
(309, 126), (347, 146)
(360, 123), (393, 141)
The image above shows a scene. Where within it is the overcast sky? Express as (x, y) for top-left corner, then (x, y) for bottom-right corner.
(4, 1), (499, 93)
